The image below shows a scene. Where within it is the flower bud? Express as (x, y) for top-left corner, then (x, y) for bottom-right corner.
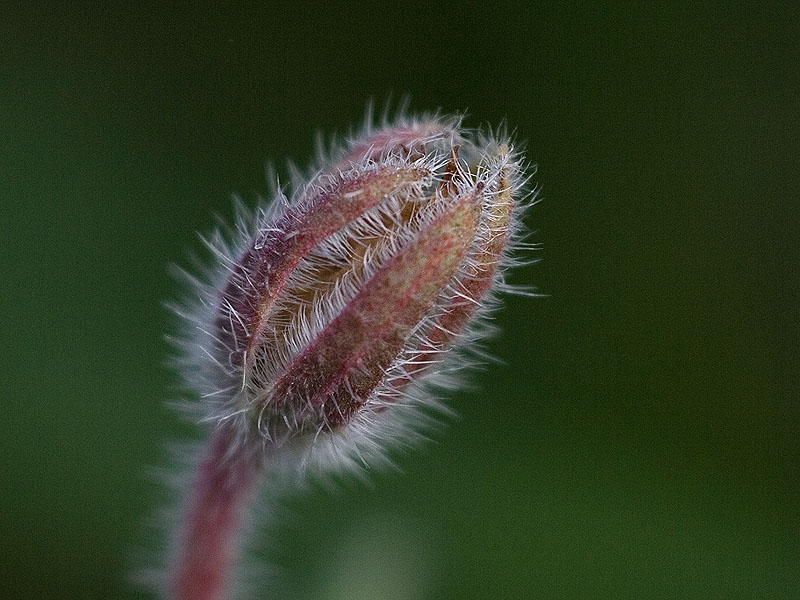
(178, 115), (529, 455)
(163, 113), (532, 600)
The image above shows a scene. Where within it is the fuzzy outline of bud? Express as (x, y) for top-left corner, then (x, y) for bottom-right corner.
(158, 110), (534, 600)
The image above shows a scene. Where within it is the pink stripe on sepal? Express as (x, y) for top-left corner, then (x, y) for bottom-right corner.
(403, 168), (515, 380)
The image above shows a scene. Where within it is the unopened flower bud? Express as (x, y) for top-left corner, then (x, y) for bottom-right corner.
(193, 118), (527, 450)
(164, 112), (533, 600)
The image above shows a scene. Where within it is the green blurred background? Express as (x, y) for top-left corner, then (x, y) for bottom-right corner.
(2, 3), (797, 599)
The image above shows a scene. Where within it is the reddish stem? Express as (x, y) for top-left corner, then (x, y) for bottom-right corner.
(170, 427), (261, 600)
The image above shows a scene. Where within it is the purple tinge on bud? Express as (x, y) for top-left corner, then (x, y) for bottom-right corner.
(209, 119), (525, 444)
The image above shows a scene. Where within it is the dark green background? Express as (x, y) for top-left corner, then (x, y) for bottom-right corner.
(2, 3), (797, 599)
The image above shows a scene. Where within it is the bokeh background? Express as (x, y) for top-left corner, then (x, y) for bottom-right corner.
(2, 3), (797, 599)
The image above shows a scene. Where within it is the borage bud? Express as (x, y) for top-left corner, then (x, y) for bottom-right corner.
(165, 113), (532, 600)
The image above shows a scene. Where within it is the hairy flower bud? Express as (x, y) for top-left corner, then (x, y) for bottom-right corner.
(163, 112), (533, 600)
(182, 118), (528, 454)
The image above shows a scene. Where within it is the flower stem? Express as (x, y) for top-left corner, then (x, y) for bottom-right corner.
(170, 426), (261, 600)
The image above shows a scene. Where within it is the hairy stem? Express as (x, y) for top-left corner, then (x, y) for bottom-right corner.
(170, 427), (261, 600)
